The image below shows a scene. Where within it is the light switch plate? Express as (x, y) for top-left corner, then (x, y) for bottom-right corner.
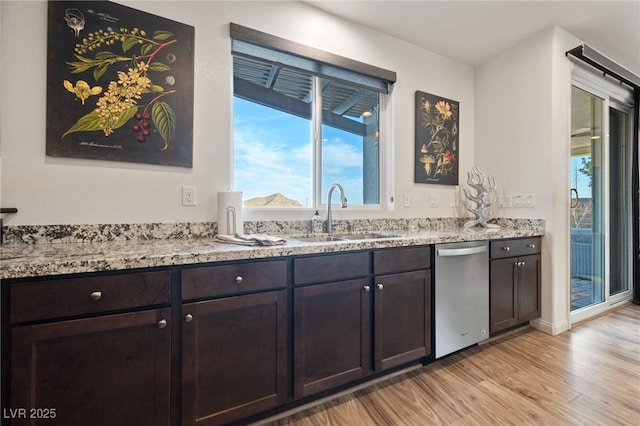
(513, 193), (534, 207)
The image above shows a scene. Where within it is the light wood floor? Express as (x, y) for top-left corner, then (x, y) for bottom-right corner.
(261, 303), (640, 425)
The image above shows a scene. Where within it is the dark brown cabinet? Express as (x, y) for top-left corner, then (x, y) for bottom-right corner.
(292, 251), (371, 399)
(8, 271), (172, 426)
(293, 247), (431, 399)
(3, 243), (438, 425)
(374, 270), (431, 370)
(373, 247), (431, 371)
(181, 260), (288, 426)
(490, 237), (541, 334)
(293, 277), (371, 398)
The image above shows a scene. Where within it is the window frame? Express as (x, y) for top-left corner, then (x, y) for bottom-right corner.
(230, 23), (396, 211)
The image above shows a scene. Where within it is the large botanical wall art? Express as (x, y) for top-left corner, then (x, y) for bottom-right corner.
(414, 91), (459, 185)
(46, 1), (195, 167)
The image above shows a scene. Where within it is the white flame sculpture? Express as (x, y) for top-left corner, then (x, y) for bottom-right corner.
(462, 165), (499, 229)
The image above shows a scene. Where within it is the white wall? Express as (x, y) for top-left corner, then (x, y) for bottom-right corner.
(0, 1), (474, 226)
(475, 26), (583, 335)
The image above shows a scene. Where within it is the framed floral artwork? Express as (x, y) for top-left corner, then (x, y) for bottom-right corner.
(46, 1), (195, 167)
(414, 91), (459, 185)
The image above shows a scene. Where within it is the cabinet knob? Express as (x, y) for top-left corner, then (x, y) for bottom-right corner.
(527, 244), (536, 249)
(502, 246), (511, 252)
(363, 285), (371, 292)
(90, 291), (102, 301)
(234, 276), (243, 284)
(184, 314), (193, 323)
(157, 319), (168, 329)
(377, 283), (384, 290)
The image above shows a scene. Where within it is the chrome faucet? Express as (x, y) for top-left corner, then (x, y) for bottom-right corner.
(326, 183), (347, 233)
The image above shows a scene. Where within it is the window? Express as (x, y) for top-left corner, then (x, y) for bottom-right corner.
(230, 24), (395, 209)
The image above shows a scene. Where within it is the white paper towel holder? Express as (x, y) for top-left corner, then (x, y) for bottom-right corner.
(225, 205), (238, 235)
(217, 190), (243, 236)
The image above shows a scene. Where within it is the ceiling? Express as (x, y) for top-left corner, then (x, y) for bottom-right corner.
(304, 0), (640, 76)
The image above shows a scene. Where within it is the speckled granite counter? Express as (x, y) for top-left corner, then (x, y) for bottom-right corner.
(0, 218), (544, 280)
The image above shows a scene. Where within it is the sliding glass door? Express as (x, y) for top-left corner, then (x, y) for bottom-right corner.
(570, 86), (605, 311)
(570, 70), (634, 319)
(609, 106), (632, 296)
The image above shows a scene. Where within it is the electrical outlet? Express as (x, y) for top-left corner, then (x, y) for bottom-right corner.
(403, 194), (411, 207)
(182, 186), (197, 206)
(429, 194), (439, 208)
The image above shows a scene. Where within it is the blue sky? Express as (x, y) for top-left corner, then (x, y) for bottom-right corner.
(233, 98), (366, 207)
(570, 156), (592, 198)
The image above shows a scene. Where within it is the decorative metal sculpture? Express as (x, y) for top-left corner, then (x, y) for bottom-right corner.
(462, 165), (499, 229)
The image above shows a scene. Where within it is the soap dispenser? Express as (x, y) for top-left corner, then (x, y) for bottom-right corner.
(311, 210), (320, 232)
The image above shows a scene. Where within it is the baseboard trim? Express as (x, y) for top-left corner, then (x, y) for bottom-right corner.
(530, 318), (569, 335)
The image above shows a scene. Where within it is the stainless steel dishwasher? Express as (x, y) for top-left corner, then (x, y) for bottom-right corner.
(434, 240), (489, 358)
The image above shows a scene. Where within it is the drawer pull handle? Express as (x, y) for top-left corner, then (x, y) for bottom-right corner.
(90, 291), (102, 301)
(184, 314), (193, 323)
(377, 283), (384, 290)
(157, 319), (168, 329)
(527, 244), (536, 249)
(363, 285), (371, 292)
(502, 246), (511, 252)
(234, 276), (243, 284)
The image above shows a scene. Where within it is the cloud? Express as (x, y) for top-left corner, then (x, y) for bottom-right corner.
(233, 99), (369, 206)
(234, 120), (312, 205)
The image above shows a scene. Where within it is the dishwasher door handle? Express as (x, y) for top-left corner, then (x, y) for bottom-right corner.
(437, 245), (488, 257)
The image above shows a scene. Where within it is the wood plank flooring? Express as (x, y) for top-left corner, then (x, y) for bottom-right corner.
(258, 303), (639, 425)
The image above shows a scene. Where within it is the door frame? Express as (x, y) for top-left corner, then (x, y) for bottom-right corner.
(570, 66), (634, 325)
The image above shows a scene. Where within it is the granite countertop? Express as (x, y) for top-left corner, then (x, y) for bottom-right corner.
(0, 219), (544, 280)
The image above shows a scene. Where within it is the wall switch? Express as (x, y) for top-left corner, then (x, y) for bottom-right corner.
(513, 193), (534, 207)
(182, 186), (197, 206)
(403, 193), (411, 207)
(498, 195), (513, 208)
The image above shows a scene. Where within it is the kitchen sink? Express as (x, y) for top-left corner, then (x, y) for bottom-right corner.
(293, 233), (401, 242)
(293, 235), (346, 242)
(336, 232), (401, 240)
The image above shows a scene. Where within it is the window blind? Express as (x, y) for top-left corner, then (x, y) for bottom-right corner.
(230, 23), (396, 94)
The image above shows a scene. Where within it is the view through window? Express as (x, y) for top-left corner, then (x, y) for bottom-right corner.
(233, 57), (380, 208)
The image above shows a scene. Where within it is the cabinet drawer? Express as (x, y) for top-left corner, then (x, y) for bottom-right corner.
(182, 259), (287, 300)
(490, 237), (541, 259)
(374, 246), (430, 274)
(10, 270), (171, 324)
(294, 252), (370, 285)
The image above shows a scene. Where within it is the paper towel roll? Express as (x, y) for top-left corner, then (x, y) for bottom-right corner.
(217, 191), (243, 235)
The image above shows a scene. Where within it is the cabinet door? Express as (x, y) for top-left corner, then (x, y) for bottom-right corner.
(517, 254), (541, 322)
(374, 270), (431, 371)
(293, 278), (371, 399)
(182, 290), (288, 426)
(490, 258), (518, 333)
(11, 309), (171, 426)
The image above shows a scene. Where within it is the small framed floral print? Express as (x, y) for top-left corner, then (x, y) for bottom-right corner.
(46, 1), (195, 168)
(415, 91), (459, 185)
